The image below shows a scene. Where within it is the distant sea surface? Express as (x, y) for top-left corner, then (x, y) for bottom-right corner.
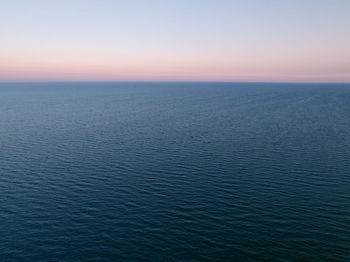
(0, 82), (349, 261)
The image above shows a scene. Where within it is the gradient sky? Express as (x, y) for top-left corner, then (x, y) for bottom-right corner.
(1, 0), (349, 82)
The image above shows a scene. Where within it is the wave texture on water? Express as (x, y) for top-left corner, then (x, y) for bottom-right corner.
(0, 82), (350, 261)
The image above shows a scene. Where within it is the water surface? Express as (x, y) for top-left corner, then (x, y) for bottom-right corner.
(0, 82), (349, 261)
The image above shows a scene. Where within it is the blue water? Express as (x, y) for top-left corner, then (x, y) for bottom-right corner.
(0, 82), (349, 261)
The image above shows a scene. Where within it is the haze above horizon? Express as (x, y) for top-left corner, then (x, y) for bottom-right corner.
(1, 0), (350, 82)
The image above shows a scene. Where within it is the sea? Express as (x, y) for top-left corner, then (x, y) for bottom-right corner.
(0, 82), (349, 261)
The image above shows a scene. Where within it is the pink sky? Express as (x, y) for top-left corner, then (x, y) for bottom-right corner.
(1, 0), (349, 82)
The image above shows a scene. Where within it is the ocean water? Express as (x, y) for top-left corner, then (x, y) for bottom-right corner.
(0, 82), (349, 261)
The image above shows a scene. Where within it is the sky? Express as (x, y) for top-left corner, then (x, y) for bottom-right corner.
(1, 0), (349, 82)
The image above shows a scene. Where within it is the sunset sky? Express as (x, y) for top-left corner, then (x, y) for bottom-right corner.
(1, 0), (349, 82)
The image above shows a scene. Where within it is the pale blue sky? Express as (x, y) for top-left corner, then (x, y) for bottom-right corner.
(1, 0), (349, 81)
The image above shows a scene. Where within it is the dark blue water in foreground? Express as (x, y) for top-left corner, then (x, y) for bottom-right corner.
(0, 82), (349, 261)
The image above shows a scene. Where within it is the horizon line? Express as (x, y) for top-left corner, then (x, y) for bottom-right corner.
(0, 80), (349, 85)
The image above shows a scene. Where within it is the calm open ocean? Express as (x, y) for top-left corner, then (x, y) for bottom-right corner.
(0, 82), (349, 261)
